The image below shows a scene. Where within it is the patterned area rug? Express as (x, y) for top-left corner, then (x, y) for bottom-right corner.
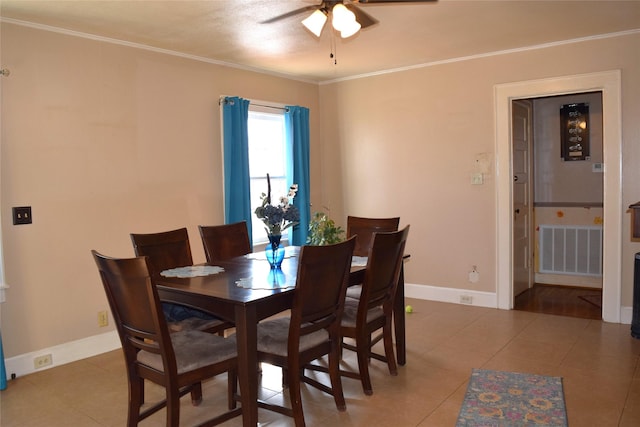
(457, 369), (567, 426)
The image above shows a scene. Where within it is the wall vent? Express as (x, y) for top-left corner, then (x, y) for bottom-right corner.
(539, 225), (602, 276)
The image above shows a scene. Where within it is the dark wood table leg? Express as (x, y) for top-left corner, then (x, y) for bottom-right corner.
(235, 304), (259, 426)
(394, 265), (406, 365)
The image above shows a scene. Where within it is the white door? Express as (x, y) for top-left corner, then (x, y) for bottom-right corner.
(512, 100), (533, 297)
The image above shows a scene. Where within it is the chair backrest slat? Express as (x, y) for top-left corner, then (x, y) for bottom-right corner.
(347, 216), (400, 257)
(199, 222), (251, 263)
(130, 228), (193, 277)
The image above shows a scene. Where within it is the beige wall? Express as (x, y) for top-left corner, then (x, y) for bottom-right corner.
(319, 33), (640, 300)
(0, 23), (320, 357)
(2, 22), (640, 364)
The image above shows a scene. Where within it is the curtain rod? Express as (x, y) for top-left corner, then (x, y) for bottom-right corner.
(219, 96), (289, 112)
(253, 103), (288, 112)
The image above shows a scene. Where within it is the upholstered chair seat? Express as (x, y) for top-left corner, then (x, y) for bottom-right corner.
(345, 285), (362, 300)
(341, 298), (384, 328)
(257, 318), (329, 356)
(138, 330), (237, 374)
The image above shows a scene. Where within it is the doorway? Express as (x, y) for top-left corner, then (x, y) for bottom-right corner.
(495, 70), (622, 323)
(512, 93), (604, 319)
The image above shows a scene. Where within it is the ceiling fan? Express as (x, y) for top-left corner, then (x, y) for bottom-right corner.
(262, 0), (437, 39)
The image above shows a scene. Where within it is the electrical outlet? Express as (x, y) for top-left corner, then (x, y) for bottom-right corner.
(460, 295), (473, 305)
(98, 310), (109, 327)
(34, 354), (52, 369)
(468, 266), (480, 283)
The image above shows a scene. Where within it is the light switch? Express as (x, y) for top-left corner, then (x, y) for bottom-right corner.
(471, 173), (484, 185)
(12, 206), (32, 225)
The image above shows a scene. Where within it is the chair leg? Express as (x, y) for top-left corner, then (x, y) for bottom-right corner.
(356, 332), (374, 395)
(328, 344), (347, 411)
(288, 363), (306, 427)
(166, 388), (181, 427)
(228, 369), (238, 410)
(190, 382), (203, 406)
(282, 367), (290, 387)
(383, 320), (398, 376)
(139, 377), (145, 405)
(128, 377), (143, 427)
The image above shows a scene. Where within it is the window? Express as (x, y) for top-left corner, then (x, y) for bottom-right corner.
(247, 107), (288, 245)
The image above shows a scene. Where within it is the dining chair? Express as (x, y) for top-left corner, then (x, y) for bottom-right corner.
(308, 226), (410, 396)
(345, 216), (400, 299)
(198, 221), (251, 263)
(130, 227), (232, 334)
(91, 250), (242, 427)
(251, 237), (356, 427)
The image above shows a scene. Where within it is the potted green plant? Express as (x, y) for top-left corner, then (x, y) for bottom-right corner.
(307, 212), (345, 246)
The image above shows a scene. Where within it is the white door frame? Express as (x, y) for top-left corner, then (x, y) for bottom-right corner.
(495, 70), (622, 322)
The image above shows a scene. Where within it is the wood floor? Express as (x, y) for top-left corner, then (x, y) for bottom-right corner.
(514, 283), (602, 320)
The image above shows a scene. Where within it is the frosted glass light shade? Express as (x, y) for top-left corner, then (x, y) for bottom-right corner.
(302, 9), (327, 37)
(332, 4), (355, 31)
(340, 19), (361, 38)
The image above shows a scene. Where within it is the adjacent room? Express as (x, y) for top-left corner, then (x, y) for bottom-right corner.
(1, 1), (639, 426)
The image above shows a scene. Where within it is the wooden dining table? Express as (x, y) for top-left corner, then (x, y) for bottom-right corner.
(156, 247), (407, 427)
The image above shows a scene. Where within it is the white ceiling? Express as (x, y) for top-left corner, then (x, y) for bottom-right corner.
(2, 0), (639, 83)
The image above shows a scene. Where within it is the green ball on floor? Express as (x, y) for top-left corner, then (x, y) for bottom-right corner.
(405, 305), (413, 313)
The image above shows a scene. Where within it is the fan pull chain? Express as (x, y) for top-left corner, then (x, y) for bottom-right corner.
(329, 29), (338, 66)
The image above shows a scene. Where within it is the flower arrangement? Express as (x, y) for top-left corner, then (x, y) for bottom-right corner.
(254, 174), (300, 237)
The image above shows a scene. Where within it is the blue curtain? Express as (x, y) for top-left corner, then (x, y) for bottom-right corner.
(0, 330), (6, 390)
(222, 96), (253, 242)
(285, 106), (311, 246)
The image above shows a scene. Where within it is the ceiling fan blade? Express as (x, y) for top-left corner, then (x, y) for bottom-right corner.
(261, 5), (321, 24)
(345, 4), (379, 29)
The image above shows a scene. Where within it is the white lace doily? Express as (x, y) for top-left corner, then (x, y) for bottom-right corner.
(160, 266), (225, 278)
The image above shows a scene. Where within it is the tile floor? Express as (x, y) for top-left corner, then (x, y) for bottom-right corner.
(2, 298), (639, 426)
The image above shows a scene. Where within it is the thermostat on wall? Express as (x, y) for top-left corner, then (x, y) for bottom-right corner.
(592, 163), (604, 173)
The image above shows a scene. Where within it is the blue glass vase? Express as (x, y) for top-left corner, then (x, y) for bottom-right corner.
(266, 234), (285, 269)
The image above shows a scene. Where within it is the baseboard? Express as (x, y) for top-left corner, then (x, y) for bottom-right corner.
(405, 283), (497, 308)
(534, 272), (602, 289)
(5, 330), (120, 379)
(621, 306), (633, 324)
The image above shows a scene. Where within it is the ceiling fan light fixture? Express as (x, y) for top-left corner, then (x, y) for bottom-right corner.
(340, 19), (361, 38)
(331, 3), (357, 32)
(301, 9), (328, 37)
